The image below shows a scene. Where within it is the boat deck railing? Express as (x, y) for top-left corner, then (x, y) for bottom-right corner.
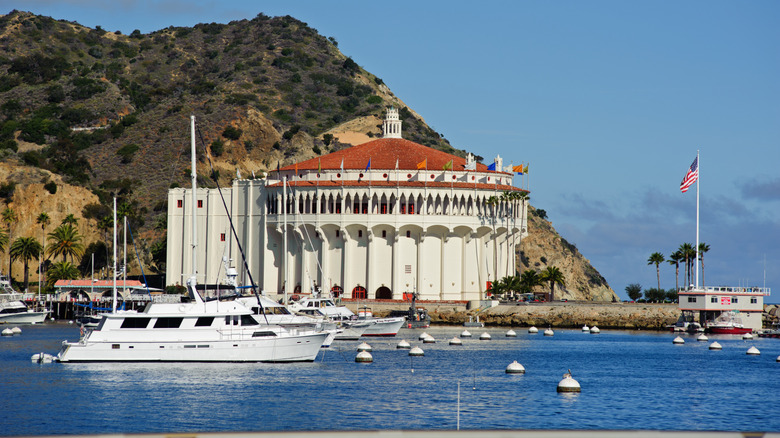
(682, 286), (770, 296)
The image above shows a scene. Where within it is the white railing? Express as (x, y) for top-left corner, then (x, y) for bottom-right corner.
(698, 286), (771, 296)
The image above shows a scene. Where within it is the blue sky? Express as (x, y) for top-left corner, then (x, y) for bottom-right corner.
(5, 1), (780, 301)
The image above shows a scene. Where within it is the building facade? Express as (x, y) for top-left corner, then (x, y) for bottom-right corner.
(167, 109), (528, 302)
(678, 286), (770, 331)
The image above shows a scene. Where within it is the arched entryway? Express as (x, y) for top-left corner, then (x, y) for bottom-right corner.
(375, 286), (392, 299)
(331, 285), (343, 298)
(352, 286), (367, 299)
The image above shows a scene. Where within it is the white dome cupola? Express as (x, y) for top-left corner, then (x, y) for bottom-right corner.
(382, 106), (402, 139)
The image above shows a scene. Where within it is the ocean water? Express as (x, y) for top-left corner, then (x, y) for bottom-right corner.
(2, 323), (779, 436)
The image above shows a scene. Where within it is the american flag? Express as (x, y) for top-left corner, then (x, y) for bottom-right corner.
(680, 156), (698, 193)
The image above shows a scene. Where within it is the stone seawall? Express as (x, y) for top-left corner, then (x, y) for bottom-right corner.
(348, 301), (682, 330)
(434, 303), (681, 330)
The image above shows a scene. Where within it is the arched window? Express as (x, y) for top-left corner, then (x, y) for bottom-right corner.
(352, 286), (367, 299)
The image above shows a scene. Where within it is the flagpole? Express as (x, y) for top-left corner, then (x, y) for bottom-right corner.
(695, 150), (700, 289)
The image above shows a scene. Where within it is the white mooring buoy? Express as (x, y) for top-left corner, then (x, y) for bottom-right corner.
(460, 330), (472, 338)
(419, 332), (430, 340)
(544, 328), (554, 337)
(743, 333), (754, 340)
(582, 325), (589, 332)
(746, 346), (761, 356)
(356, 342), (372, 352)
(355, 351), (373, 363)
(528, 326), (538, 334)
(396, 340), (411, 349)
(1, 328), (12, 336)
(409, 346), (424, 356)
(449, 337), (462, 345)
(673, 336), (685, 345)
(776, 356), (780, 363)
(31, 353), (54, 363)
(11, 326), (22, 335)
(505, 361), (526, 374)
(697, 334), (708, 342)
(479, 332), (491, 341)
(506, 329), (517, 337)
(709, 341), (722, 350)
(589, 326), (600, 334)
(423, 335), (436, 344)
(557, 370), (581, 393)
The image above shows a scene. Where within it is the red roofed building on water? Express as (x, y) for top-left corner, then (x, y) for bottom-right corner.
(167, 108), (529, 302)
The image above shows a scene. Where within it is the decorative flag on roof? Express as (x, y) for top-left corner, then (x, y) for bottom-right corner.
(365, 158), (371, 172)
(680, 156), (699, 193)
(464, 160), (476, 171)
(417, 158), (427, 170)
(294, 163), (298, 176)
(503, 164), (513, 173)
(513, 165), (524, 175)
(395, 159), (399, 170)
(487, 162), (496, 171)
(443, 160), (453, 171)
(317, 159), (322, 174)
(340, 158), (344, 173)
(524, 164), (529, 174)
(276, 161), (280, 173)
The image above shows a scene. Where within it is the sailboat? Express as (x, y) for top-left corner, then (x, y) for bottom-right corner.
(57, 116), (329, 362)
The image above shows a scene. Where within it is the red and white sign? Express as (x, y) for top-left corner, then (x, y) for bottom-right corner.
(720, 296), (731, 305)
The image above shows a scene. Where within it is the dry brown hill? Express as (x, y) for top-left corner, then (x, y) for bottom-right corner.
(0, 10), (615, 300)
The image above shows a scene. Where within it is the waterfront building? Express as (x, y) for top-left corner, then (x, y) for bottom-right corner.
(678, 286), (770, 331)
(166, 108), (528, 302)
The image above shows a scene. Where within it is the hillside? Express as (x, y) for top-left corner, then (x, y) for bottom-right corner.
(0, 10), (615, 300)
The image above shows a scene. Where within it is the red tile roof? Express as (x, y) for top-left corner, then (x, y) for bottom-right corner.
(279, 138), (503, 173)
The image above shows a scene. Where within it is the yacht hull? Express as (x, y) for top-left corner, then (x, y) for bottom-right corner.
(58, 331), (328, 362)
(362, 317), (406, 337)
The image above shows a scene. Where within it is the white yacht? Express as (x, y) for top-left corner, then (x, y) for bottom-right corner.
(0, 275), (49, 324)
(57, 282), (329, 362)
(289, 296), (405, 337)
(57, 115), (329, 362)
(235, 295), (339, 346)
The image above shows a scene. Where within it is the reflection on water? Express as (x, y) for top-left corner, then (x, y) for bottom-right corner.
(2, 323), (780, 435)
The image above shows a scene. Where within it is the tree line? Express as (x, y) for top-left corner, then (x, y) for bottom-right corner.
(625, 242), (711, 302)
(0, 203), (166, 293)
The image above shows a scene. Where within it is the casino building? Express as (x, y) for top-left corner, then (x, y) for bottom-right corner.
(166, 108), (528, 301)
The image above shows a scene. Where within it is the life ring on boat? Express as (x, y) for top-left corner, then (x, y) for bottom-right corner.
(179, 305), (186, 312)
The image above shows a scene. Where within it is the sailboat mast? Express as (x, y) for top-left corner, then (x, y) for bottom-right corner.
(695, 150), (700, 289)
(123, 216), (127, 302)
(112, 196), (117, 313)
(190, 115), (198, 288)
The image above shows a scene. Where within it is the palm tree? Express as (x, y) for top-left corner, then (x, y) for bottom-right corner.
(36, 212), (50, 292)
(540, 265), (566, 302)
(519, 269), (541, 297)
(678, 243), (695, 289)
(61, 213), (79, 226)
(0, 227), (7, 260)
(2, 207), (18, 279)
(9, 237), (42, 292)
(485, 195), (500, 293)
(46, 260), (79, 289)
(668, 251), (683, 291)
(647, 252), (665, 291)
(47, 224), (85, 262)
(698, 242), (710, 287)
